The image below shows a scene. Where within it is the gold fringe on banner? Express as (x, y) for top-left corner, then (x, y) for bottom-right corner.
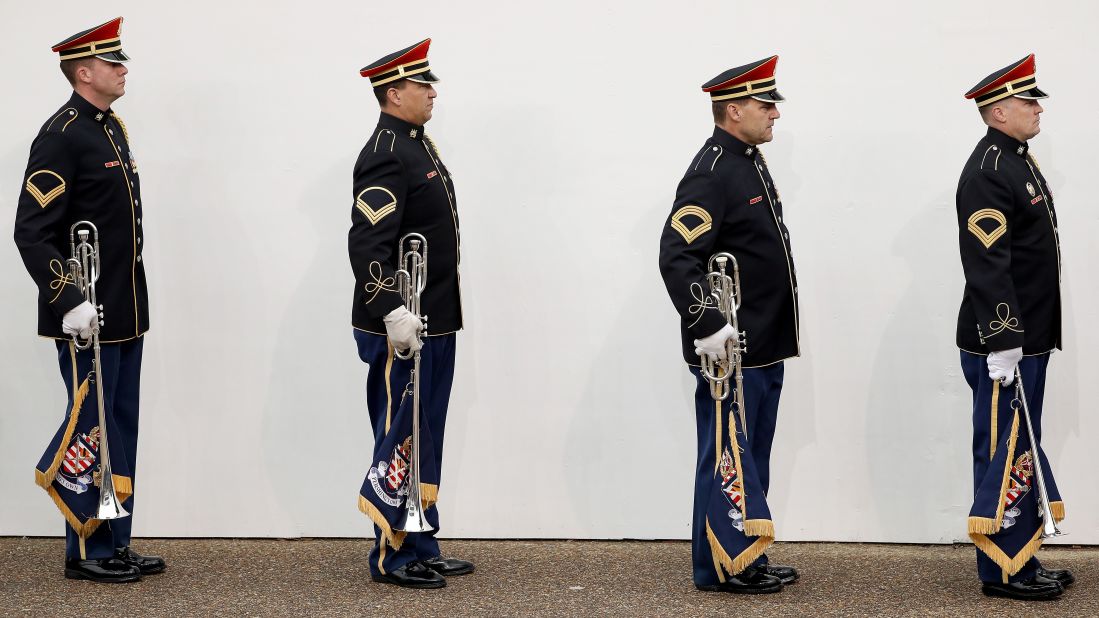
(744, 519), (775, 538)
(967, 516), (999, 536)
(967, 411), (1020, 536)
(35, 378), (90, 491)
(971, 527), (1043, 575)
(421, 483), (438, 508)
(359, 495), (407, 550)
(706, 519), (774, 577)
(34, 344), (135, 540)
(33, 376), (133, 539)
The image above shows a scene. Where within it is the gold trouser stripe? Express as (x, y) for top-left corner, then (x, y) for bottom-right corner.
(69, 341), (77, 385)
(714, 400), (721, 472)
(383, 341), (394, 433)
(990, 381), (999, 460)
(378, 538), (387, 575)
(992, 411), (1021, 529)
(79, 536), (86, 560)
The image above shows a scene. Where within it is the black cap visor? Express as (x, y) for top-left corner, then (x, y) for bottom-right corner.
(407, 69), (440, 84)
(750, 88), (785, 103)
(95, 50), (130, 63)
(1014, 86), (1048, 101)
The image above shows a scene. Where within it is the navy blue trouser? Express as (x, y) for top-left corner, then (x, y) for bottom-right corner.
(57, 337), (143, 560)
(691, 362), (784, 586)
(355, 330), (456, 576)
(961, 350), (1050, 583)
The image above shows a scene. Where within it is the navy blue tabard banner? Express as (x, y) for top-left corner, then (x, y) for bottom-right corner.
(705, 398), (774, 576)
(358, 363), (439, 550)
(968, 404), (1064, 574)
(34, 342), (132, 538)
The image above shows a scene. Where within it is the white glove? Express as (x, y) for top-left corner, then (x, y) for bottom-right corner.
(694, 323), (736, 361)
(988, 347), (1023, 385)
(383, 306), (424, 353)
(62, 301), (98, 340)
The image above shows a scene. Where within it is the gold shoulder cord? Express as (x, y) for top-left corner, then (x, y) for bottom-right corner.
(110, 113), (131, 144)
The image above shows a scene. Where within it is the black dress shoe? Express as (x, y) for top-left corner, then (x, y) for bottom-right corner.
(1038, 567), (1075, 587)
(64, 558), (141, 583)
(759, 563), (799, 584)
(696, 566), (783, 594)
(421, 556), (475, 576)
(982, 576), (1063, 600)
(371, 561), (446, 589)
(115, 546), (166, 575)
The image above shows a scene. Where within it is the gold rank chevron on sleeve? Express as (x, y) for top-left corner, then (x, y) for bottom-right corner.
(967, 209), (1008, 249)
(957, 169), (1024, 350)
(659, 171), (729, 341)
(14, 131), (87, 315)
(670, 205), (713, 244)
(355, 186), (399, 225)
(24, 170), (67, 208)
(348, 134), (407, 319)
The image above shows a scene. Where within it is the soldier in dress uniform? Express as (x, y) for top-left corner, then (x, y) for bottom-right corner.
(658, 56), (800, 594)
(14, 17), (164, 583)
(956, 54), (1073, 600)
(350, 38), (473, 589)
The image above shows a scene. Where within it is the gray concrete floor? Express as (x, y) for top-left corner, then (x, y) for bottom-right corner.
(1, 538), (1097, 617)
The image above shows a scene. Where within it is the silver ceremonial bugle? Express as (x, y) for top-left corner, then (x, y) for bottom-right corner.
(68, 221), (129, 520)
(393, 233), (432, 533)
(1012, 368), (1063, 539)
(700, 253), (748, 437)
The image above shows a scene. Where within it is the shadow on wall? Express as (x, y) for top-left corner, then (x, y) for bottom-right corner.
(565, 197), (695, 538)
(260, 164), (369, 537)
(863, 195), (972, 542)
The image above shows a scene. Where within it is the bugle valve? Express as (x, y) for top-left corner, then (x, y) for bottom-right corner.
(699, 253), (749, 437)
(393, 233), (432, 533)
(67, 221), (128, 520)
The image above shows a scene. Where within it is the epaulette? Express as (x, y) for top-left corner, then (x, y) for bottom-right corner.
(690, 143), (724, 173)
(978, 144), (1004, 172)
(372, 128), (397, 153)
(111, 113), (131, 143)
(44, 107), (79, 133)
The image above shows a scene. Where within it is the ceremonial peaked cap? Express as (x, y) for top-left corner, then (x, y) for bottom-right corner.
(965, 54), (1048, 107)
(360, 39), (440, 87)
(52, 17), (130, 62)
(702, 56), (785, 102)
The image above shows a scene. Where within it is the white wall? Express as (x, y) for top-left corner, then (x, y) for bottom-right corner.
(1, 0), (1096, 544)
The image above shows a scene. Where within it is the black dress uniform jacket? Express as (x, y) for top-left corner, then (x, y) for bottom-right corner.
(350, 112), (462, 335)
(956, 127), (1061, 355)
(14, 92), (148, 342)
(659, 127), (799, 367)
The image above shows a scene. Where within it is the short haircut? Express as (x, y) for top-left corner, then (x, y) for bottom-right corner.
(59, 58), (94, 86)
(712, 100), (730, 124)
(373, 79), (409, 106)
(712, 99), (748, 124)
